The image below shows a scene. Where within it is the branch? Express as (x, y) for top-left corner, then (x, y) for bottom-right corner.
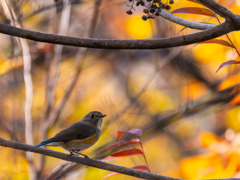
(158, 10), (216, 30)
(196, 0), (238, 22)
(142, 0), (216, 30)
(39, 0), (72, 175)
(0, 138), (181, 180)
(1, 0), (36, 178)
(0, 21), (236, 49)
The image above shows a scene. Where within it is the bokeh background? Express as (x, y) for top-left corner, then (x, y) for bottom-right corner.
(0, 0), (240, 179)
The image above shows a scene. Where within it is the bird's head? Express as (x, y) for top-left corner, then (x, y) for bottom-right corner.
(82, 111), (106, 128)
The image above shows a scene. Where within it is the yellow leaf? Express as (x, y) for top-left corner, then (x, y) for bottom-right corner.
(124, 14), (155, 39)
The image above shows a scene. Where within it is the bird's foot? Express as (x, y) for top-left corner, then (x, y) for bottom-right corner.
(67, 151), (77, 159)
(70, 151), (89, 159)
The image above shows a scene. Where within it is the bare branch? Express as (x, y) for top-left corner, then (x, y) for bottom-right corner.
(0, 21), (236, 49)
(196, 0), (238, 22)
(142, 0), (216, 30)
(158, 10), (216, 30)
(38, 0), (72, 175)
(0, 138), (182, 180)
(1, 0), (35, 178)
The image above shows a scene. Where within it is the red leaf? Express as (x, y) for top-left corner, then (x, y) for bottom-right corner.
(197, 39), (234, 48)
(102, 166), (148, 179)
(117, 129), (143, 141)
(102, 172), (119, 179)
(117, 131), (125, 141)
(103, 149), (143, 160)
(216, 60), (240, 73)
(96, 139), (140, 156)
(132, 165), (149, 171)
(171, 7), (215, 17)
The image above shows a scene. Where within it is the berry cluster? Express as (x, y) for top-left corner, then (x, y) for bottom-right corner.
(126, 0), (175, 21)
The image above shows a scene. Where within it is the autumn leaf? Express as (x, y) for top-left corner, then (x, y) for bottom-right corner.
(117, 128), (143, 141)
(230, 94), (240, 105)
(197, 39), (234, 48)
(200, 132), (221, 147)
(96, 139), (140, 156)
(216, 60), (240, 73)
(102, 166), (148, 179)
(103, 149), (143, 160)
(171, 7), (215, 17)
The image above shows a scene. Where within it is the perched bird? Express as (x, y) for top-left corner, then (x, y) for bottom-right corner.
(27, 111), (106, 158)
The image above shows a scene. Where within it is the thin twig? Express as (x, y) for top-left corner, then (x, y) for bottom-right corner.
(38, 0), (72, 176)
(214, 14), (240, 57)
(44, 1), (102, 178)
(0, 0), (35, 179)
(47, 0), (72, 118)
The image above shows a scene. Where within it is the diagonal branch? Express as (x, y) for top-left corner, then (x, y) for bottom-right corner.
(0, 138), (182, 180)
(196, 0), (238, 22)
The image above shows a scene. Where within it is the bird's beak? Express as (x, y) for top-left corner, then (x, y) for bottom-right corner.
(101, 114), (107, 118)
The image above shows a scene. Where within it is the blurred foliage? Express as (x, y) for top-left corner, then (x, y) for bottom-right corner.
(0, 0), (240, 179)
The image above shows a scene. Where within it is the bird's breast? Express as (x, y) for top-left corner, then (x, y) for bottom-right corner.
(61, 130), (101, 151)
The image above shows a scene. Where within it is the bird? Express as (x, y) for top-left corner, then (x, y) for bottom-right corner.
(27, 111), (106, 158)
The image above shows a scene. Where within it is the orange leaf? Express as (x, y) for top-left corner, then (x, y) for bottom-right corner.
(197, 39), (234, 49)
(117, 129), (143, 141)
(96, 139), (140, 156)
(102, 166), (148, 179)
(225, 152), (240, 175)
(103, 149), (143, 160)
(216, 60), (240, 73)
(171, 7), (215, 17)
(217, 73), (240, 91)
(230, 93), (240, 105)
(230, 87), (240, 95)
(200, 132), (221, 147)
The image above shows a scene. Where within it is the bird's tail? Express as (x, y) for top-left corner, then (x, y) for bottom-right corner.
(27, 142), (50, 152)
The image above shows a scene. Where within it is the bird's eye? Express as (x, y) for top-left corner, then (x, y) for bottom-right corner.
(91, 114), (95, 118)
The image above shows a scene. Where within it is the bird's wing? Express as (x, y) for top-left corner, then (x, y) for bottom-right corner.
(43, 122), (96, 143)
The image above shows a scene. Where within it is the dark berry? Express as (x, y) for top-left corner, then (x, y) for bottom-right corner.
(155, 11), (160, 16)
(165, 5), (171, 10)
(140, 1), (145, 6)
(161, 4), (166, 9)
(136, 1), (140, 6)
(150, 8), (155, 13)
(142, 15), (148, 21)
(169, 0), (174, 4)
(147, 14), (155, 19)
(143, 9), (149, 14)
(151, 4), (157, 9)
(126, 10), (133, 15)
